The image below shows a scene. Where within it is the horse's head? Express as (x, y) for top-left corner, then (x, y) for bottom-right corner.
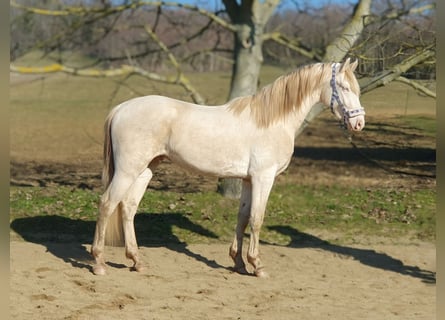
(322, 58), (365, 131)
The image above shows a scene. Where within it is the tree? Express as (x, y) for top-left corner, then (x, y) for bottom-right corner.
(10, 0), (436, 197)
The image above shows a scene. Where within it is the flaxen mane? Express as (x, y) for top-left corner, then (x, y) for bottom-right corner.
(228, 63), (360, 128)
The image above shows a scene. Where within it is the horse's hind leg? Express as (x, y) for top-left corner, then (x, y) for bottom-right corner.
(120, 168), (153, 272)
(91, 173), (136, 275)
(229, 179), (252, 274)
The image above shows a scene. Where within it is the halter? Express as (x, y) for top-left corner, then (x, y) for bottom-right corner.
(330, 64), (365, 129)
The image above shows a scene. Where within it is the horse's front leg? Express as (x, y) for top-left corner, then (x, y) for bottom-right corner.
(247, 173), (275, 278)
(229, 179), (252, 274)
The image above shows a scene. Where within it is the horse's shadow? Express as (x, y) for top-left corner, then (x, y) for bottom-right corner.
(10, 212), (225, 274)
(10, 216), (436, 282)
(265, 225), (436, 284)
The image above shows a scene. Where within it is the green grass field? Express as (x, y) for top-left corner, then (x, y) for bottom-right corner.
(10, 182), (435, 245)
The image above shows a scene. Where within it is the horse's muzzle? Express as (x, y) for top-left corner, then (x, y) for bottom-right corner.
(347, 115), (365, 131)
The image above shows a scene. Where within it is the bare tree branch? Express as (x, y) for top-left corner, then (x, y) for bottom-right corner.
(371, 3), (435, 22)
(360, 44), (435, 94)
(395, 76), (436, 99)
(142, 24), (206, 103)
(11, 0), (236, 31)
(10, 63), (205, 104)
(97, 18), (221, 64)
(10, 63), (161, 78)
(262, 32), (322, 61)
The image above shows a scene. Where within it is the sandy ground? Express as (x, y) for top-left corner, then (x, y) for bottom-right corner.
(10, 239), (435, 320)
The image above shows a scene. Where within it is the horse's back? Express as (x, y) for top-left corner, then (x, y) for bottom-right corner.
(114, 95), (181, 116)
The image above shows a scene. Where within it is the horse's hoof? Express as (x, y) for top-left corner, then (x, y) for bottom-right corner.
(132, 263), (145, 272)
(92, 264), (107, 276)
(255, 269), (269, 278)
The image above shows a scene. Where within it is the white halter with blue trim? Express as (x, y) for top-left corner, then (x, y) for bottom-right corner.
(329, 63), (365, 129)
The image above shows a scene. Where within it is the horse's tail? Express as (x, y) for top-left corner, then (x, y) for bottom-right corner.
(102, 105), (125, 247)
(102, 106), (119, 189)
(105, 203), (124, 247)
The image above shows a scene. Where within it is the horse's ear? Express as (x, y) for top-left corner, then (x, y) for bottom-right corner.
(339, 57), (351, 73)
(350, 59), (358, 72)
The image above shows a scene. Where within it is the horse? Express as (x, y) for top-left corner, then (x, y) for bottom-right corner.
(91, 58), (365, 277)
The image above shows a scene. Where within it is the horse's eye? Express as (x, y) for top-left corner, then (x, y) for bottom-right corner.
(339, 84), (350, 92)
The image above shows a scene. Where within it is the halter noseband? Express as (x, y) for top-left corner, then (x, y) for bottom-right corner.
(330, 64), (365, 128)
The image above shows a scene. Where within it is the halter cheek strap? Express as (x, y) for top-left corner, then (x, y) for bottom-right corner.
(330, 64), (365, 128)
(330, 64), (342, 114)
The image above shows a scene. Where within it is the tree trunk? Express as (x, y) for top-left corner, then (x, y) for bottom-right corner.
(324, 0), (373, 62)
(218, 0), (279, 198)
(217, 19), (263, 198)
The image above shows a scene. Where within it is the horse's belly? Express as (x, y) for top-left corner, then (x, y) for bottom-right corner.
(167, 147), (249, 178)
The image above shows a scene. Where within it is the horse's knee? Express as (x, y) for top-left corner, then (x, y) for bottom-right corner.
(249, 221), (263, 236)
(98, 198), (115, 218)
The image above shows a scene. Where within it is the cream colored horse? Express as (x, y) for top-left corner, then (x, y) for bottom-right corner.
(91, 58), (365, 277)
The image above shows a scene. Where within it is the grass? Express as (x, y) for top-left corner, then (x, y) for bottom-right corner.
(399, 115), (436, 137)
(9, 184), (435, 246)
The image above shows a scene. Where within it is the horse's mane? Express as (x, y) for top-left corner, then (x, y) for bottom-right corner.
(227, 62), (360, 128)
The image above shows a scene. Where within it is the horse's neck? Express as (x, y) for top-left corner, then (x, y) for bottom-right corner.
(285, 87), (323, 137)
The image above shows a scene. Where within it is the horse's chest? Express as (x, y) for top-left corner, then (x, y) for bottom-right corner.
(248, 136), (294, 173)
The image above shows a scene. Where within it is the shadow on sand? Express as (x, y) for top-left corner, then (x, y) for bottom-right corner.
(10, 215), (435, 283)
(266, 225), (436, 284)
(10, 212), (225, 274)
